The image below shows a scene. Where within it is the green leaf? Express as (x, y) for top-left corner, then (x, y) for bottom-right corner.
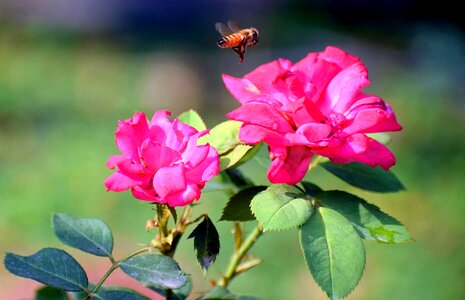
(250, 184), (313, 231)
(299, 207), (366, 299)
(4, 248), (88, 292)
(35, 286), (69, 300)
(200, 286), (260, 300)
(150, 276), (192, 300)
(188, 216), (220, 274)
(177, 110), (206, 131)
(199, 120), (259, 171)
(220, 144), (253, 171)
(71, 285), (148, 300)
(234, 142), (262, 167)
(199, 120), (242, 154)
(316, 191), (411, 243)
(301, 181), (323, 196)
(69, 284), (91, 300)
(320, 162), (405, 193)
(200, 286), (236, 300)
(119, 254), (187, 289)
(94, 287), (149, 300)
(220, 186), (267, 221)
(52, 213), (113, 257)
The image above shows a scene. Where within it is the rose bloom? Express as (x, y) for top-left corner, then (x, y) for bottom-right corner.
(224, 46), (402, 184)
(104, 111), (220, 207)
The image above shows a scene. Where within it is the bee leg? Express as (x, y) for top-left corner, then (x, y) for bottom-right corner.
(232, 45), (246, 63)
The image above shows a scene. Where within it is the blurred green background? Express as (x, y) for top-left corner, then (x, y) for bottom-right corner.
(1, 1), (464, 299)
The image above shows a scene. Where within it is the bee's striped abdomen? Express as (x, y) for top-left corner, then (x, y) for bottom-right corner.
(217, 34), (244, 48)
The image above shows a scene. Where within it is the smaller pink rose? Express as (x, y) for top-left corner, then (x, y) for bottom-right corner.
(104, 111), (220, 207)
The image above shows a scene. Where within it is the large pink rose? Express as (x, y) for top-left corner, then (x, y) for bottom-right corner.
(104, 111), (220, 207)
(224, 46), (402, 184)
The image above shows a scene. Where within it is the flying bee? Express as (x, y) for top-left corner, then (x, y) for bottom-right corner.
(216, 21), (259, 63)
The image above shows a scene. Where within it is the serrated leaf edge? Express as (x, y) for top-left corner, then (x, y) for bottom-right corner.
(298, 208), (366, 299)
(177, 109), (207, 131)
(219, 186), (267, 222)
(318, 190), (412, 243)
(250, 188), (313, 232)
(188, 217), (220, 275)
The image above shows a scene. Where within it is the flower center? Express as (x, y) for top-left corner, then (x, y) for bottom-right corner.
(327, 113), (346, 131)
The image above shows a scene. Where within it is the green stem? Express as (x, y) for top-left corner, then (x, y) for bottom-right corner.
(157, 204), (170, 238)
(89, 262), (120, 297)
(89, 204), (194, 299)
(233, 222), (244, 251)
(164, 232), (182, 258)
(184, 213), (208, 227)
(108, 255), (116, 264)
(219, 225), (264, 287)
(180, 205), (193, 225)
(87, 247), (152, 298)
(120, 247), (152, 261)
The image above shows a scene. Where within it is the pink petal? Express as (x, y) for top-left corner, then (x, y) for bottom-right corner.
(314, 134), (396, 170)
(182, 132), (211, 168)
(104, 172), (141, 192)
(239, 124), (290, 145)
(286, 96), (327, 128)
(279, 97), (305, 114)
(227, 102), (294, 133)
(222, 74), (262, 104)
(277, 58), (294, 70)
(172, 118), (198, 137)
(319, 46), (361, 69)
(267, 145), (314, 184)
(148, 110), (174, 145)
(379, 102), (402, 131)
(166, 119), (195, 152)
(153, 164), (186, 198)
(272, 72), (305, 101)
(115, 160), (151, 183)
(115, 112), (150, 160)
(244, 60), (290, 93)
(346, 94), (384, 111)
(323, 62), (370, 114)
(223, 60), (292, 104)
(343, 107), (402, 135)
(131, 186), (161, 202)
(141, 141), (181, 172)
(296, 123), (332, 142)
(343, 95), (402, 134)
(149, 110), (171, 128)
(292, 53), (341, 104)
(165, 184), (201, 207)
(149, 112), (192, 153)
(185, 146), (220, 182)
(106, 155), (125, 169)
(284, 132), (327, 147)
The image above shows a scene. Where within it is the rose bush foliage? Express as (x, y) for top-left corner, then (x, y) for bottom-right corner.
(5, 46), (408, 300)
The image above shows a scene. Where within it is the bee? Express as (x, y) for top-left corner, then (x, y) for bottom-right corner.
(215, 21), (259, 63)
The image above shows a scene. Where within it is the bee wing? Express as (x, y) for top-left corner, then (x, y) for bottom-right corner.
(227, 20), (243, 32)
(215, 22), (233, 36)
